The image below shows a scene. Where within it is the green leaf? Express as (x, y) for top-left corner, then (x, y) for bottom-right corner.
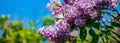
(103, 30), (112, 36)
(89, 29), (99, 43)
(86, 19), (95, 26)
(42, 16), (54, 26)
(86, 19), (100, 29)
(95, 30), (103, 36)
(91, 35), (99, 43)
(89, 29), (96, 36)
(112, 22), (120, 27)
(105, 26), (114, 29)
(92, 23), (100, 29)
(79, 27), (87, 41)
(70, 23), (75, 31)
(1, 15), (8, 21)
(43, 16), (54, 23)
(99, 10), (106, 14)
(29, 20), (36, 26)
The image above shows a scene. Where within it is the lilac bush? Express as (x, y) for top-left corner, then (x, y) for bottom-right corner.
(39, 0), (119, 43)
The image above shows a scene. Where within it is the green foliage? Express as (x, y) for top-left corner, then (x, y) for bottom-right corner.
(42, 16), (54, 26)
(95, 30), (103, 36)
(0, 15), (45, 43)
(91, 35), (99, 43)
(1, 15), (8, 21)
(89, 29), (96, 37)
(112, 22), (120, 27)
(79, 27), (87, 41)
(86, 19), (95, 27)
(89, 29), (99, 43)
(99, 10), (106, 14)
(78, 15), (120, 43)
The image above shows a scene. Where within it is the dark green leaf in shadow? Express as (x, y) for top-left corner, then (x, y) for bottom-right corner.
(89, 28), (99, 43)
(79, 27), (87, 41)
(112, 22), (120, 27)
(91, 35), (99, 43)
(92, 23), (100, 29)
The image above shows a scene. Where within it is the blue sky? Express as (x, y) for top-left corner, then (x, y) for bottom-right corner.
(0, 0), (53, 29)
(0, 0), (120, 29)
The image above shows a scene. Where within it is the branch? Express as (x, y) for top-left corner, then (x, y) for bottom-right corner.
(105, 12), (116, 18)
(105, 12), (119, 21)
(111, 7), (120, 15)
(69, 36), (77, 43)
(111, 35), (120, 42)
(111, 31), (120, 38)
(101, 37), (105, 43)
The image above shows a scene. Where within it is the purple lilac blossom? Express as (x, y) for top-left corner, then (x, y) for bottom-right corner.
(39, 0), (119, 42)
(39, 19), (70, 43)
(65, 5), (77, 23)
(46, 0), (62, 15)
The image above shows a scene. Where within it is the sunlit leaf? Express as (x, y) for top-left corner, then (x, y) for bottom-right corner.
(1, 15), (8, 21)
(43, 16), (54, 26)
(99, 10), (106, 14)
(13, 21), (22, 26)
(95, 29), (103, 36)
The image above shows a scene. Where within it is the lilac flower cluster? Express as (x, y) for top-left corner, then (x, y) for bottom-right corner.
(39, 20), (70, 43)
(39, 0), (118, 43)
(95, 0), (118, 9)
